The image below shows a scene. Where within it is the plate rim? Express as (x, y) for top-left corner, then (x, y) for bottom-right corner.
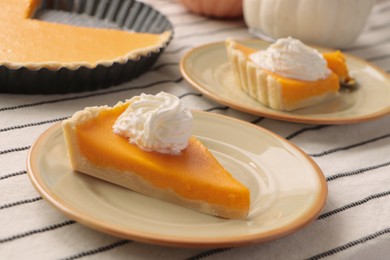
(180, 39), (390, 125)
(27, 110), (327, 248)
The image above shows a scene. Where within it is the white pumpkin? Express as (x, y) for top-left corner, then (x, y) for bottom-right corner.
(243, 0), (375, 48)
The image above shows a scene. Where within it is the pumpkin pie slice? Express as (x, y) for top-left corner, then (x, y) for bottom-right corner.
(226, 39), (353, 111)
(0, 0), (172, 93)
(62, 100), (250, 219)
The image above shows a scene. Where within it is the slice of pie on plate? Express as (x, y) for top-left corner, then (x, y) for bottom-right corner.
(62, 98), (250, 219)
(226, 39), (354, 111)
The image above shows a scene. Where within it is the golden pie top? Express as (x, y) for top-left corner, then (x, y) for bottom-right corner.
(0, 0), (172, 69)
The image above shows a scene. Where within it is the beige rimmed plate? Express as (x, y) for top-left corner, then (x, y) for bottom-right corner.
(27, 111), (327, 248)
(180, 40), (390, 124)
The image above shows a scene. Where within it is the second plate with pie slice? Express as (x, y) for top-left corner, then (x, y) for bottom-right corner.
(180, 39), (390, 124)
(27, 111), (327, 248)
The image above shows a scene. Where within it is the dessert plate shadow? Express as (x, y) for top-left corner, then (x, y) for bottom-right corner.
(27, 111), (327, 248)
(180, 39), (390, 124)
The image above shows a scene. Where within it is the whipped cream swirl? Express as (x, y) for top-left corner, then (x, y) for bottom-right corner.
(249, 37), (331, 81)
(113, 92), (193, 155)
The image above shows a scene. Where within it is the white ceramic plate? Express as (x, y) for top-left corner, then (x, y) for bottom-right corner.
(180, 40), (390, 124)
(27, 111), (327, 248)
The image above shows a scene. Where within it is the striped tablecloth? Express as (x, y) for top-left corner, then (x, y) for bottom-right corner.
(1, 0), (390, 259)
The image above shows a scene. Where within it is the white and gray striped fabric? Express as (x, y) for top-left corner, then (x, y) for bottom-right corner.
(1, 0), (390, 259)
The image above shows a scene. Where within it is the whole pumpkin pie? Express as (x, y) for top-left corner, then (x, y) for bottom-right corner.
(0, 0), (172, 93)
(62, 92), (250, 219)
(226, 38), (354, 111)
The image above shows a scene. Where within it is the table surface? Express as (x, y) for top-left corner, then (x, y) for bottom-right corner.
(1, 0), (390, 259)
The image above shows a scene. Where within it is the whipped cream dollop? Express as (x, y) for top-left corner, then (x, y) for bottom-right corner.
(113, 92), (193, 155)
(249, 37), (331, 81)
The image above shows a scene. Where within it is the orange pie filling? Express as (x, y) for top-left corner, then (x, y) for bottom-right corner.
(74, 103), (250, 212)
(323, 51), (353, 83)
